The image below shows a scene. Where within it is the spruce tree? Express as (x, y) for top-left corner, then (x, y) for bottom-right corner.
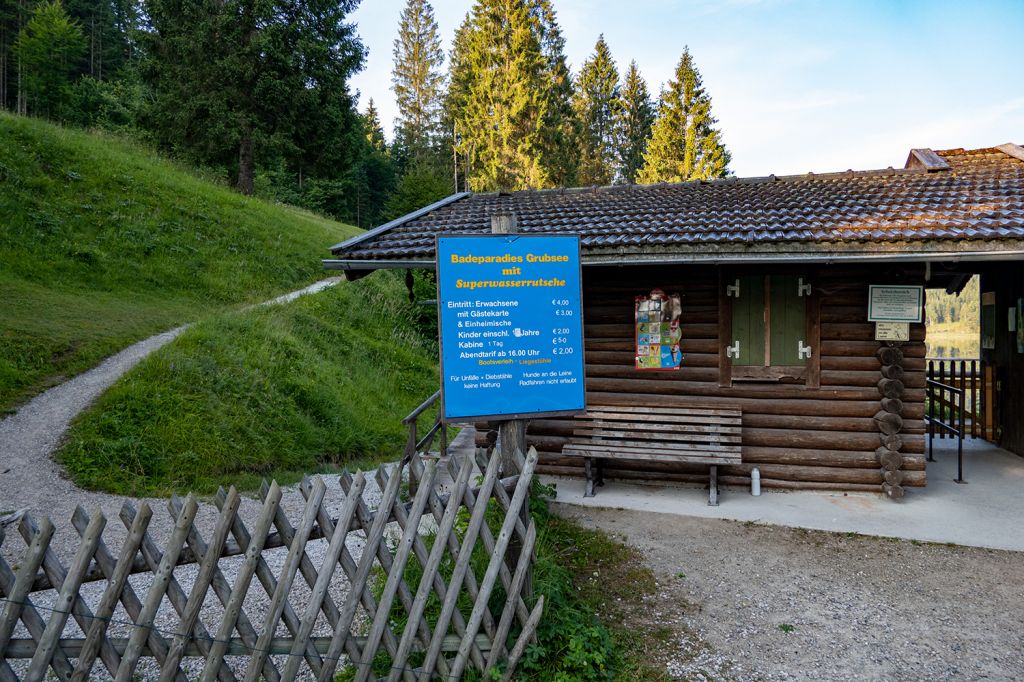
(13, 0), (85, 120)
(573, 35), (619, 186)
(364, 98), (386, 152)
(450, 0), (548, 192)
(638, 47), (730, 184)
(391, 0), (444, 166)
(142, 0), (365, 195)
(617, 60), (655, 184)
(529, 0), (576, 187)
(443, 14), (471, 192)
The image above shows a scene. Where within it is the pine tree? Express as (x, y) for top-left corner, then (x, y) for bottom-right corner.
(528, 0), (576, 187)
(391, 0), (444, 167)
(444, 14), (474, 192)
(142, 0), (365, 195)
(13, 0), (85, 119)
(573, 35), (619, 186)
(449, 0), (548, 192)
(638, 47), (730, 184)
(616, 60), (655, 184)
(364, 98), (386, 152)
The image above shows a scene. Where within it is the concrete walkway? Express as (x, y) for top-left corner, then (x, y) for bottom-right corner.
(544, 438), (1024, 552)
(0, 277), (342, 516)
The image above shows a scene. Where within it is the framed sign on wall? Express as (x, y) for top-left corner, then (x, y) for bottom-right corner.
(868, 285), (924, 323)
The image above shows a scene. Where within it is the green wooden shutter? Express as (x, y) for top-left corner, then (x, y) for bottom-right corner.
(769, 275), (807, 366)
(732, 275), (765, 366)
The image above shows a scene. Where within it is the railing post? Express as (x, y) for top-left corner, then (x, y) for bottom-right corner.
(927, 363), (935, 462)
(970, 359), (978, 438)
(957, 382), (966, 483)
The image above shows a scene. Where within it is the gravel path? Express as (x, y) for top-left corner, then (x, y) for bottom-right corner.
(0, 277), (342, 519)
(558, 504), (1024, 681)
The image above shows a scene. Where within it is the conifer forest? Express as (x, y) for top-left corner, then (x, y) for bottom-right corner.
(0, 0), (732, 228)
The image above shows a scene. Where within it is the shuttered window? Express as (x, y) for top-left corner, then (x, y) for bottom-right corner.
(723, 273), (818, 385)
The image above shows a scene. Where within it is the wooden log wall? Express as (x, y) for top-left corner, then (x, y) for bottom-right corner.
(477, 264), (929, 493)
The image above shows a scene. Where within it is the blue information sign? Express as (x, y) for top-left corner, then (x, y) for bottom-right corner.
(437, 235), (586, 420)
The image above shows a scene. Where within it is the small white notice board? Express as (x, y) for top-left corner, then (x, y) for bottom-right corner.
(868, 285), (924, 323)
(875, 321), (910, 342)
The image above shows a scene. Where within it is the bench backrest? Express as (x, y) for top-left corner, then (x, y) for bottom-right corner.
(568, 404), (742, 463)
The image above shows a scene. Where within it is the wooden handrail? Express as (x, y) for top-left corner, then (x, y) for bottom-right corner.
(402, 390), (441, 425)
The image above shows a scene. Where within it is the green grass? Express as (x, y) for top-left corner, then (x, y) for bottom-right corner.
(57, 272), (439, 496)
(0, 112), (359, 410)
(336, 486), (665, 682)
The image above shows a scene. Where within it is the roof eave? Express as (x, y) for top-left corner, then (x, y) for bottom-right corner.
(327, 192), (471, 254)
(325, 239), (1024, 273)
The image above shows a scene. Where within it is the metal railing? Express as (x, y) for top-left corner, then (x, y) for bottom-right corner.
(926, 376), (966, 483)
(925, 358), (990, 440)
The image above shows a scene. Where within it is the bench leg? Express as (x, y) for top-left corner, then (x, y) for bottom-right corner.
(708, 465), (719, 506)
(584, 458), (596, 497)
(596, 458), (605, 488)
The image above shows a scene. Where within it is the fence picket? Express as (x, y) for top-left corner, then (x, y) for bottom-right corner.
(449, 448), (538, 681)
(485, 520), (537, 671)
(388, 455), (474, 682)
(305, 474), (403, 676)
(0, 526), (76, 682)
(318, 464), (405, 682)
(281, 472), (365, 681)
(339, 468), (438, 681)
(419, 455), (497, 645)
(498, 596), (545, 682)
(71, 503), (151, 681)
(200, 482), (283, 682)
(0, 517), (54, 661)
(2, 456), (541, 682)
(114, 495), (198, 682)
(418, 451), (502, 681)
(25, 509), (106, 682)
(160, 488), (241, 682)
(355, 461), (438, 682)
(381, 459), (487, 675)
(73, 504), (182, 682)
(457, 454), (532, 636)
(245, 478), (327, 682)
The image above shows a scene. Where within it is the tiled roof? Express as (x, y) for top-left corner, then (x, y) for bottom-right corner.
(328, 145), (1024, 267)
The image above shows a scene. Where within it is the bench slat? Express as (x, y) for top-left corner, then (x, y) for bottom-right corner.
(572, 430), (741, 445)
(580, 405), (742, 418)
(562, 446), (740, 465)
(576, 412), (741, 427)
(567, 437), (739, 453)
(573, 423), (742, 437)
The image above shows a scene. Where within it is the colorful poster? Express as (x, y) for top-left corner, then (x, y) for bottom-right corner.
(635, 289), (682, 370)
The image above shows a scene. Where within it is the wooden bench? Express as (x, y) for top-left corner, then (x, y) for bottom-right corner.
(561, 405), (743, 505)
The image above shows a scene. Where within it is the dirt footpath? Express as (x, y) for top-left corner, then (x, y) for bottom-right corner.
(555, 504), (1024, 681)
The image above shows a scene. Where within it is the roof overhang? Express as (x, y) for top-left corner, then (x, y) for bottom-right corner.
(328, 192), (471, 254)
(324, 239), (1024, 277)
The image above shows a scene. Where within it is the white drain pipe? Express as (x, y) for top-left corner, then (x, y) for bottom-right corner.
(751, 467), (761, 496)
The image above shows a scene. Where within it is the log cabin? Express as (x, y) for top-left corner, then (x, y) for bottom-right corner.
(325, 143), (1024, 499)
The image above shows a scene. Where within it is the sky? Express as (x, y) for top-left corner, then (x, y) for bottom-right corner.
(348, 0), (1024, 178)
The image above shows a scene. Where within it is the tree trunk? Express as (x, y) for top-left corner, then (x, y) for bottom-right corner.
(237, 129), (254, 195)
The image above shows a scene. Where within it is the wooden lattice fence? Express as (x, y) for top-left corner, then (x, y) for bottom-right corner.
(0, 448), (543, 681)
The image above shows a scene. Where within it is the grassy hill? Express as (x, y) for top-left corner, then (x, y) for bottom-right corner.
(0, 113), (359, 410)
(58, 272), (439, 496)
